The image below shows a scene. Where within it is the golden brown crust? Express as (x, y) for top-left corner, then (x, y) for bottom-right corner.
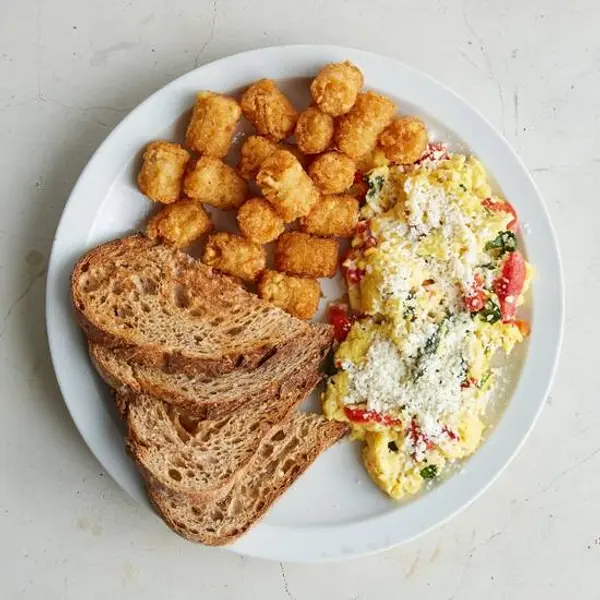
(274, 232), (339, 278)
(236, 197), (285, 244)
(146, 199), (212, 247)
(237, 135), (278, 181)
(185, 92), (242, 158)
(378, 116), (428, 164)
(310, 61), (364, 117)
(202, 232), (267, 282)
(183, 156), (247, 209)
(300, 194), (359, 238)
(240, 79), (298, 141)
(295, 107), (334, 155)
(137, 141), (190, 204)
(308, 151), (356, 194)
(258, 270), (321, 320)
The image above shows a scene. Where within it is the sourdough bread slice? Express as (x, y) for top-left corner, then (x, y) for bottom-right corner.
(90, 324), (333, 419)
(72, 235), (310, 377)
(148, 413), (348, 545)
(121, 366), (320, 501)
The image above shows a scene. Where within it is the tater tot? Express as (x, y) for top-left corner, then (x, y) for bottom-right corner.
(310, 61), (364, 117)
(335, 91), (396, 160)
(202, 232), (266, 282)
(300, 194), (359, 238)
(258, 270), (321, 320)
(146, 198), (212, 247)
(238, 135), (278, 181)
(237, 197), (285, 244)
(379, 116), (428, 164)
(308, 151), (356, 194)
(295, 107), (334, 154)
(275, 232), (339, 278)
(183, 156), (247, 209)
(281, 143), (310, 169)
(240, 79), (298, 141)
(185, 92), (242, 158)
(137, 141), (190, 204)
(256, 150), (320, 222)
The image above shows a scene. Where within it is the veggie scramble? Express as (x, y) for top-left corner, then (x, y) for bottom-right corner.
(323, 143), (532, 499)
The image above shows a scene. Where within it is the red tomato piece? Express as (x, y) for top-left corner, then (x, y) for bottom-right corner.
(344, 406), (401, 427)
(464, 273), (485, 313)
(482, 197), (519, 231)
(494, 251), (526, 322)
(328, 304), (353, 342)
(461, 377), (477, 390)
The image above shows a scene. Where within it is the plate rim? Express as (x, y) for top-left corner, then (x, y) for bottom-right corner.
(45, 44), (564, 562)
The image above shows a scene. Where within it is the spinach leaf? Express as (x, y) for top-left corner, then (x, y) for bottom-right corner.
(420, 465), (438, 479)
(485, 230), (517, 255)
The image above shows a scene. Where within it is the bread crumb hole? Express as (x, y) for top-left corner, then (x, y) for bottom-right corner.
(168, 468), (182, 482)
(271, 430), (286, 442)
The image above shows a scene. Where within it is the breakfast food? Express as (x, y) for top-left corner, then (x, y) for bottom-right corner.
(308, 151), (356, 194)
(240, 79), (298, 141)
(185, 92), (242, 158)
(300, 194), (359, 238)
(148, 412), (348, 545)
(146, 199), (212, 247)
(310, 61), (364, 117)
(137, 141), (190, 204)
(323, 148), (531, 499)
(378, 116), (428, 164)
(237, 135), (278, 181)
(183, 156), (247, 209)
(275, 232), (339, 278)
(256, 150), (320, 222)
(202, 232), (266, 282)
(237, 197), (285, 244)
(295, 107), (335, 154)
(258, 270), (321, 320)
(335, 91), (396, 159)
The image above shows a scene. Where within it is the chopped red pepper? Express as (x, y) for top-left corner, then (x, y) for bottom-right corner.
(494, 250), (526, 322)
(463, 273), (486, 313)
(514, 319), (530, 337)
(344, 406), (401, 427)
(461, 377), (477, 389)
(408, 418), (434, 451)
(328, 303), (353, 342)
(415, 142), (450, 166)
(482, 197), (519, 232)
(442, 425), (459, 441)
(355, 220), (377, 249)
(354, 170), (365, 184)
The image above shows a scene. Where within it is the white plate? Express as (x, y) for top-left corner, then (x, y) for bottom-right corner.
(46, 45), (564, 562)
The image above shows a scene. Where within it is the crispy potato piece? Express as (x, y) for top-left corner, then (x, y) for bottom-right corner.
(335, 91), (396, 160)
(185, 92), (241, 158)
(237, 197), (285, 244)
(256, 150), (320, 222)
(310, 61), (364, 117)
(240, 79), (298, 141)
(308, 151), (356, 194)
(295, 107), (334, 154)
(238, 135), (278, 181)
(300, 194), (359, 238)
(184, 156), (247, 209)
(146, 198), (212, 247)
(137, 141), (190, 204)
(275, 232), (339, 278)
(379, 116), (428, 164)
(258, 270), (321, 320)
(202, 232), (266, 282)
(281, 143), (310, 169)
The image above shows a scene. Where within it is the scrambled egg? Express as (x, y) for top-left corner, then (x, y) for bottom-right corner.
(323, 148), (532, 499)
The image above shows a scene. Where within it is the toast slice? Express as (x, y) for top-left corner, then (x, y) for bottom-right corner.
(121, 365), (320, 501)
(71, 234), (310, 377)
(90, 324), (333, 419)
(148, 413), (348, 545)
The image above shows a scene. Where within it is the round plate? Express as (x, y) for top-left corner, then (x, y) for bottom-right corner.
(46, 45), (564, 562)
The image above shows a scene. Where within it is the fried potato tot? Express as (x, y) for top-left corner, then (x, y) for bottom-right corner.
(202, 232), (266, 282)
(335, 91), (396, 160)
(295, 107), (334, 154)
(146, 198), (212, 247)
(137, 141), (190, 204)
(184, 156), (247, 209)
(379, 116), (428, 164)
(300, 194), (359, 238)
(281, 143), (310, 169)
(185, 92), (241, 158)
(238, 135), (278, 181)
(258, 270), (321, 320)
(275, 232), (339, 278)
(308, 151), (356, 194)
(257, 150), (320, 222)
(310, 61), (364, 117)
(237, 197), (285, 244)
(240, 79), (298, 141)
